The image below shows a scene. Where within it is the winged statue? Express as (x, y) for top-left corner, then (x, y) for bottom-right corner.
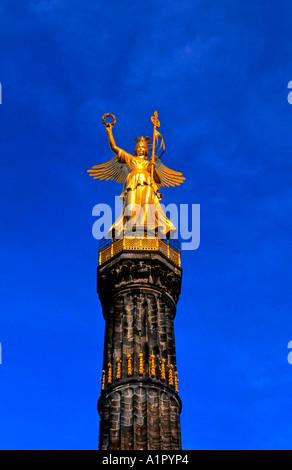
(87, 112), (185, 238)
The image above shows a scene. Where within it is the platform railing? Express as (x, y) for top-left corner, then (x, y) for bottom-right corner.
(98, 237), (181, 267)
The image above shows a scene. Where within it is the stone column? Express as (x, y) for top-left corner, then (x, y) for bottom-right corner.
(97, 251), (182, 450)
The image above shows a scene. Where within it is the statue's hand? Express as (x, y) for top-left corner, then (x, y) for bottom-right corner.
(102, 113), (116, 130)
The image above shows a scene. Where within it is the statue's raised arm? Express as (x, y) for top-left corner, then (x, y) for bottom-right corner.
(103, 113), (125, 158)
(87, 114), (131, 184)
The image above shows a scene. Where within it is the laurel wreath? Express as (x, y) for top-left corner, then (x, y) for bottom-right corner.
(102, 113), (116, 128)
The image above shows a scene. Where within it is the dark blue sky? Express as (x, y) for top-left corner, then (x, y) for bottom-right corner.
(1, 0), (292, 450)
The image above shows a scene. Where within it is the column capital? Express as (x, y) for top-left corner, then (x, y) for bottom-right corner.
(97, 251), (182, 312)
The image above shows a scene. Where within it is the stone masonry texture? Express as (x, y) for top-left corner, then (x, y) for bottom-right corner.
(96, 251), (182, 450)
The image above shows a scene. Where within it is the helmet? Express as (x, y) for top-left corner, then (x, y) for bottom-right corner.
(134, 136), (151, 157)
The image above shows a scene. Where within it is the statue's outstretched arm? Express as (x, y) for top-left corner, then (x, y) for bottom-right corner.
(102, 114), (131, 163)
(106, 125), (123, 157)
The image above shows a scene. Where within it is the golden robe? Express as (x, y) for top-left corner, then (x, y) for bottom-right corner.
(110, 150), (176, 238)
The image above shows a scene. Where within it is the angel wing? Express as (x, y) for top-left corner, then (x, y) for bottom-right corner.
(154, 158), (185, 188)
(87, 156), (130, 184)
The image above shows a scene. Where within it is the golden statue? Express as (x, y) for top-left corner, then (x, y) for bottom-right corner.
(87, 112), (185, 238)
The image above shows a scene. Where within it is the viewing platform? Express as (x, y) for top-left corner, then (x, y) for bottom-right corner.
(98, 237), (181, 267)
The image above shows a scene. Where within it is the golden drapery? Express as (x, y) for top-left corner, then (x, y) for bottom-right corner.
(110, 150), (176, 238)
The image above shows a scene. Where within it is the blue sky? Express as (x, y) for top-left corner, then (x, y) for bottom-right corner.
(1, 0), (292, 450)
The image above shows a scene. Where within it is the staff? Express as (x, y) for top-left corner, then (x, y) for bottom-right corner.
(150, 111), (160, 183)
(150, 110), (165, 185)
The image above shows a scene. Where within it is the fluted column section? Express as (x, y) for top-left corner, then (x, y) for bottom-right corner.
(97, 251), (182, 450)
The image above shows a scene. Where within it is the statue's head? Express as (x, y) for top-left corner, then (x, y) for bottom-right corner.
(134, 136), (151, 159)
